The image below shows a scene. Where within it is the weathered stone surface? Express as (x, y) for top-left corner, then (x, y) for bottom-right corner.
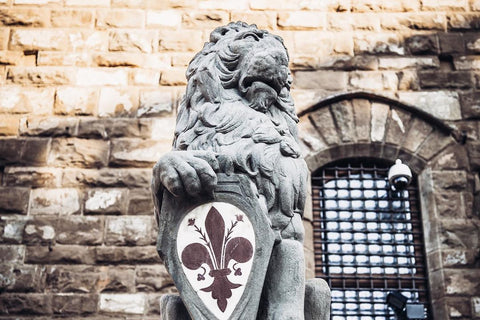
(131, 68), (161, 86)
(50, 9), (94, 27)
(370, 103), (389, 142)
(354, 33), (404, 55)
(405, 34), (439, 55)
(431, 144), (470, 170)
(48, 138), (110, 168)
(52, 294), (98, 315)
(4, 167), (62, 187)
(26, 245), (96, 265)
(294, 70), (347, 90)
(159, 67), (188, 86)
(135, 265), (173, 292)
(309, 108), (340, 145)
(95, 246), (161, 264)
(99, 293), (146, 314)
(96, 9), (145, 28)
(128, 188), (154, 215)
(378, 56), (439, 69)
(0, 293), (52, 315)
(0, 8), (49, 27)
(0, 245), (25, 263)
(109, 138), (171, 167)
(0, 86), (54, 114)
(30, 188), (81, 215)
(385, 108), (411, 145)
(442, 249), (479, 268)
(62, 168), (152, 188)
(419, 71), (473, 89)
(75, 68), (128, 86)
(349, 71), (397, 91)
(352, 99), (371, 142)
(23, 217), (56, 245)
(445, 269), (480, 296)
(0, 216), (29, 243)
(0, 187), (30, 214)
(0, 114), (20, 136)
(439, 219), (480, 250)
(19, 116), (78, 137)
(9, 29), (69, 51)
(146, 10), (182, 28)
(77, 118), (151, 139)
(6, 67), (73, 85)
(416, 130), (454, 160)
(331, 101), (355, 142)
(46, 265), (99, 293)
(0, 264), (45, 292)
(398, 91), (462, 120)
(278, 11), (326, 29)
(402, 118), (433, 152)
(435, 192), (466, 218)
(105, 216), (154, 245)
(182, 11), (230, 29)
(109, 30), (155, 53)
(158, 30), (203, 51)
(380, 12), (446, 31)
(98, 87), (138, 117)
(84, 188), (128, 214)
(297, 116), (327, 156)
(138, 90), (173, 117)
(56, 216), (104, 245)
(55, 87), (98, 116)
(459, 91), (480, 119)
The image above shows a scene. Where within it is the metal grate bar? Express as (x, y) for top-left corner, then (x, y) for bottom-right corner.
(312, 161), (430, 320)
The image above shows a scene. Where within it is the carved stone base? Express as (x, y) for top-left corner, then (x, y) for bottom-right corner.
(159, 279), (331, 320)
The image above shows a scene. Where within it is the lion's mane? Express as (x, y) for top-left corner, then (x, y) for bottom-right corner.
(172, 22), (307, 221)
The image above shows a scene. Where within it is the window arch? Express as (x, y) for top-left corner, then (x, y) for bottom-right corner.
(312, 158), (430, 319)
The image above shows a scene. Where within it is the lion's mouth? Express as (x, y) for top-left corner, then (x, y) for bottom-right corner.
(240, 75), (284, 95)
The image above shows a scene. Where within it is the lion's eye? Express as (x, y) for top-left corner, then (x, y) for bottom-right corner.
(242, 33), (260, 41)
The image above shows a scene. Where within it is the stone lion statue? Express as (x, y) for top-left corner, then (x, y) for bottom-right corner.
(152, 22), (329, 320)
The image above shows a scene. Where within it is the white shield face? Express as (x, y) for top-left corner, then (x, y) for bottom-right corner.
(177, 202), (256, 320)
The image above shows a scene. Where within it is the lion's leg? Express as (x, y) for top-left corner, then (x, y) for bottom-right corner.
(258, 214), (305, 320)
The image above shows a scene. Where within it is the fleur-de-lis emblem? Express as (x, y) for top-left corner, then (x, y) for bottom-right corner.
(181, 207), (253, 313)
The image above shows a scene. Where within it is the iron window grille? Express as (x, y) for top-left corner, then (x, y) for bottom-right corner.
(312, 159), (430, 320)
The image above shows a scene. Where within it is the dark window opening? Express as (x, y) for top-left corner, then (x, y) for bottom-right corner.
(312, 159), (430, 320)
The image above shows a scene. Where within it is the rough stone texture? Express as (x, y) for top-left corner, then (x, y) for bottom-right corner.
(0, 2), (478, 320)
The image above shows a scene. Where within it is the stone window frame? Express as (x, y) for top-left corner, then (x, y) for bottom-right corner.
(299, 92), (466, 319)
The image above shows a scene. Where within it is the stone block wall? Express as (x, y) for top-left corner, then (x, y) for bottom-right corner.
(0, 0), (479, 319)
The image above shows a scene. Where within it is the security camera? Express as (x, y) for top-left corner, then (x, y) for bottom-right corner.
(388, 159), (412, 191)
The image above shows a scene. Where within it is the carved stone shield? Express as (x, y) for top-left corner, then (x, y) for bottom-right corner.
(157, 173), (276, 320)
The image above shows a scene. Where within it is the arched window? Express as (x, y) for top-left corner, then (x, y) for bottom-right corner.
(312, 158), (430, 319)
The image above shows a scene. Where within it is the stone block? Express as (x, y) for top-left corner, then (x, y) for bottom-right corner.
(349, 71), (398, 91)
(55, 87), (98, 116)
(331, 101), (355, 143)
(422, 0), (468, 10)
(438, 32), (465, 55)
(0, 115), (19, 136)
(0, 264), (45, 292)
(405, 34), (439, 55)
(146, 10), (181, 28)
(446, 297), (472, 318)
(135, 265), (173, 292)
(431, 144), (470, 170)
(105, 216), (154, 245)
(97, 266), (136, 292)
(354, 33), (404, 55)
(293, 31), (334, 56)
(65, 0), (110, 6)
(52, 294), (98, 315)
(380, 12), (446, 31)
(465, 33), (480, 54)
(445, 269), (480, 296)
(128, 188), (154, 215)
(14, 0), (60, 3)
(182, 11), (230, 29)
(96, 9), (145, 28)
(51, 9), (94, 27)
(9, 29), (69, 51)
(6, 67), (73, 85)
(419, 71), (473, 89)
(0, 245), (25, 263)
(4, 167), (62, 187)
(294, 70), (347, 90)
(439, 219), (480, 250)
(48, 138), (110, 168)
(417, 130), (455, 160)
(454, 56), (480, 70)
(448, 13), (480, 30)
(378, 57), (439, 69)
(95, 246), (161, 264)
(37, 52), (90, 67)
(459, 91), (480, 119)
(0, 51), (25, 66)
(0, 8), (50, 27)
(353, 99), (371, 142)
(230, 11), (276, 29)
(19, 116), (78, 137)
(435, 192), (466, 218)
(398, 91), (462, 120)
(442, 249), (478, 267)
(138, 90), (173, 117)
(84, 188), (128, 214)
(30, 188), (81, 215)
(0, 86), (54, 114)
(278, 11), (326, 29)
(473, 296), (480, 317)
(0, 216), (29, 244)
(158, 30), (204, 52)
(385, 109), (411, 145)
(0, 187), (30, 214)
(47, 265), (98, 293)
(67, 31), (109, 52)
(402, 118), (433, 152)
(370, 103), (389, 142)
(56, 216), (104, 245)
(77, 118), (151, 139)
(75, 68), (128, 86)
(25, 245), (96, 265)
(109, 138), (171, 167)
(23, 217), (56, 245)
(93, 52), (143, 67)
(99, 293), (146, 314)
(308, 108), (339, 146)
(0, 293), (52, 315)
(62, 168), (152, 188)
(131, 68), (160, 86)
(109, 30), (156, 53)
(98, 87), (138, 117)
(159, 67), (187, 86)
